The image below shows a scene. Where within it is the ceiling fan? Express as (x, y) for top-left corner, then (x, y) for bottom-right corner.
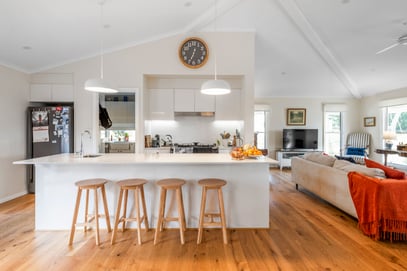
(376, 34), (407, 54)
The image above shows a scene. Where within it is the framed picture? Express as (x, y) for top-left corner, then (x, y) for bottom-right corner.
(364, 117), (376, 127)
(287, 108), (306, 126)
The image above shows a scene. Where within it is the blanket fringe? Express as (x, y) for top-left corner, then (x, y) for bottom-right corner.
(359, 219), (407, 241)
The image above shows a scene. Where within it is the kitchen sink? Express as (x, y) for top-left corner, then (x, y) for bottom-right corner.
(82, 154), (102, 158)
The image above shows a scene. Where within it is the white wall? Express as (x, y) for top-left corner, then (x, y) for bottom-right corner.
(255, 97), (361, 159)
(41, 32), (255, 153)
(0, 65), (29, 203)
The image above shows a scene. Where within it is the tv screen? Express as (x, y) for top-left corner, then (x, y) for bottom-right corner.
(283, 129), (318, 150)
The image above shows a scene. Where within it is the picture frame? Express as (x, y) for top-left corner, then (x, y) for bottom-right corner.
(364, 116), (376, 127)
(287, 108), (306, 126)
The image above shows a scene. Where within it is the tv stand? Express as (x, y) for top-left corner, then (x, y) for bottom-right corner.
(276, 150), (317, 170)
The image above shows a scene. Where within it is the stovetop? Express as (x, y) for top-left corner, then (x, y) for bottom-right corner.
(172, 143), (219, 153)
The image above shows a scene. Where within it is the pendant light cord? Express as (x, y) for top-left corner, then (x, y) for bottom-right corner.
(214, 0), (218, 81)
(99, 0), (105, 79)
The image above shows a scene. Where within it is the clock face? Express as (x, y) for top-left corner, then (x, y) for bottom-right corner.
(179, 37), (209, 69)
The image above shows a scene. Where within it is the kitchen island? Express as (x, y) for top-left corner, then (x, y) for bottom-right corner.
(14, 153), (278, 230)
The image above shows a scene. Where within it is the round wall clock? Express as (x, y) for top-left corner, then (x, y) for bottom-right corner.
(179, 37), (209, 69)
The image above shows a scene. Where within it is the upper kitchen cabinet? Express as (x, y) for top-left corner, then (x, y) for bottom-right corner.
(215, 89), (242, 120)
(29, 73), (74, 102)
(149, 89), (174, 120)
(174, 89), (215, 112)
(195, 90), (215, 112)
(30, 84), (74, 102)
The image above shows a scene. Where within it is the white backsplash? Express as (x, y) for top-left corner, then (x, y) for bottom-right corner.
(145, 116), (244, 145)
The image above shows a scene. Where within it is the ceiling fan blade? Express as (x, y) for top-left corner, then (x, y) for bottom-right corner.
(376, 43), (400, 54)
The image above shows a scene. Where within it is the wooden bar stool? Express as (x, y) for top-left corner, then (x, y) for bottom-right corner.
(197, 178), (227, 244)
(154, 178), (186, 245)
(111, 178), (149, 245)
(69, 178), (112, 246)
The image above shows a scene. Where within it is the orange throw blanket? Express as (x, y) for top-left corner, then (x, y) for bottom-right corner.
(348, 172), (407, 241)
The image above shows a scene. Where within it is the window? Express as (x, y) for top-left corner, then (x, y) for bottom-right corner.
(254, 110), (267, 149)
(324, 111), (342, 156)
(382, 104), (407, 165)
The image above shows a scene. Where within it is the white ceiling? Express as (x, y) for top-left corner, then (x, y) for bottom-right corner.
(1, 0), (407, 98)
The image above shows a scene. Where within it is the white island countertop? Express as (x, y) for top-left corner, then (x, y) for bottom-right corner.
(13, 153), (277, 231)
(14, 153), (278, 165)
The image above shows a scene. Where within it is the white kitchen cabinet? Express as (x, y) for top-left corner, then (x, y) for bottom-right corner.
(174, 89), (194, 112)
(194, 90), (215, 112)
(173, 89), (215, 112)
(30, 84), (74, 102)
(215, 89), (241, 120)
(149, 89), (174, 120)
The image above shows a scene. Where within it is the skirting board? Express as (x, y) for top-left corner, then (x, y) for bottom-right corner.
(0, 190), (28, 204)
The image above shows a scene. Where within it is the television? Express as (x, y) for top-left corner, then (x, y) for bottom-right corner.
(282, 129), (318, 150)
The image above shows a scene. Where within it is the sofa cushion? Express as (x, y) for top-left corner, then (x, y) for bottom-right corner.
(335, 155), (356, 163)
(333, 159), (385, 178)
(364, 159), (406, 179)
(303, 152), (336, 167)
(346, 147), (366, 156)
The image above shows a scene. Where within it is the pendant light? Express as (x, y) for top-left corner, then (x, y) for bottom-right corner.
(201, 0), (231, 95)
(84, 0), (118, 93)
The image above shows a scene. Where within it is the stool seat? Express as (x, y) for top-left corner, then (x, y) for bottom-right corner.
(156, 178), (186, 188)
(117, 178), (148, 188)
(75, 178), (108, 188)
(111, 178), (149, 245)
(198, 178), (226, 188)
(154, 178), (186, 245)
(69, 178), (111, 246)
(197, 178), (227, 244)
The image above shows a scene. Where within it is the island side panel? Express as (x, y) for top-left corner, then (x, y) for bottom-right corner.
(34, 163), (269, 230)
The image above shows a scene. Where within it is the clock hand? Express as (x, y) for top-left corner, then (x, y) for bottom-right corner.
(190, 48), (196, 60)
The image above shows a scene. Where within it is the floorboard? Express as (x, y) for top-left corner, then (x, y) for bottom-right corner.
(1, 169), (407, 271)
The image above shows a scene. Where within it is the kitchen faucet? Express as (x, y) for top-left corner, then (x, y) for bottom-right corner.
(80, 130), (91, 157)
(165, 134), (175, 152)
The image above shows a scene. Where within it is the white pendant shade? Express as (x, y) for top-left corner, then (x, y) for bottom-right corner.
(85, 78), (118, 93)
(201, 79), (231, 95)
(84, 1), (117, 94)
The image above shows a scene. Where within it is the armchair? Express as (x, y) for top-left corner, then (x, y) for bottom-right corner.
(342, 132), (371, 164)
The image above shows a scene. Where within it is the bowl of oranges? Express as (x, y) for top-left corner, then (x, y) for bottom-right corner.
(230, 144), (263, 160)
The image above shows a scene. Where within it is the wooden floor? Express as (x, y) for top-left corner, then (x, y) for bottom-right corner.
(1, 169), (407, 271)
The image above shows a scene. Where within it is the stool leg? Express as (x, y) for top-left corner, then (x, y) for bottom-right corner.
(218, 188), (227, 244)
(179, 187), (186, 231)
(111, 188), (124, 245)
(140, 186), (149, 231)
(176, 187), (185, 245)
(154, 188), (166, 245)
(94, 188), (100, 246)
(122, 189), (129, 232)
(197, 186), (207, 244)
(135, 188), (142, 245)
(69, 188), (82, 245)
(101, 184), (111, 232)
(84, 189), (89, 232)
(160, 188), (167, 232)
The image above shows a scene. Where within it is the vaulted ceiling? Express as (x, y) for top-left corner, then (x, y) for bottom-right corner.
(1, 0), (407, 98)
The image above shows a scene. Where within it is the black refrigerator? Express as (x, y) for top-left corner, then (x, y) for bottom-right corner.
(27, 105), (74, 193)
